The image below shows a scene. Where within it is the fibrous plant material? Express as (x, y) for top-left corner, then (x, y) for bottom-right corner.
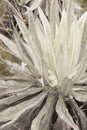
(0, 0), (87, 130)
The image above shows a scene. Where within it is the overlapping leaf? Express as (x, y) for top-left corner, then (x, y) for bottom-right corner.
(0, 0), (87, 129)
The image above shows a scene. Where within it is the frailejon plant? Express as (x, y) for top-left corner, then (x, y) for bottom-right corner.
(0, 0), (87, 130)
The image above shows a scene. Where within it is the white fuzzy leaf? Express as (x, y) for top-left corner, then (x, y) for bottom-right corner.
(31, 94), (54, 130)
(0, 87), (43, 105)
(72, 91), (87, 102)
(60, 77), (73, 96)
(26, 9), (43, 57)
(13, 28), (40, 78)
(73, 51), (87, 82)
(0, 91), (47, 123)
(50, 0), (60, 35)
(15, 16), (29, 44)
(78, 12), (87, 51)
(30, 0), (42, 10)
(21, 42), (40, 72)
(56, 95), (79, 130)
(38, 7), (51, 38)
(0, 34), (20, 58)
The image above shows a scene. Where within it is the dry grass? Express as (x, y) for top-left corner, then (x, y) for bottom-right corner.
(76, 0), (87, 11)
(0, 41), (19, 76)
